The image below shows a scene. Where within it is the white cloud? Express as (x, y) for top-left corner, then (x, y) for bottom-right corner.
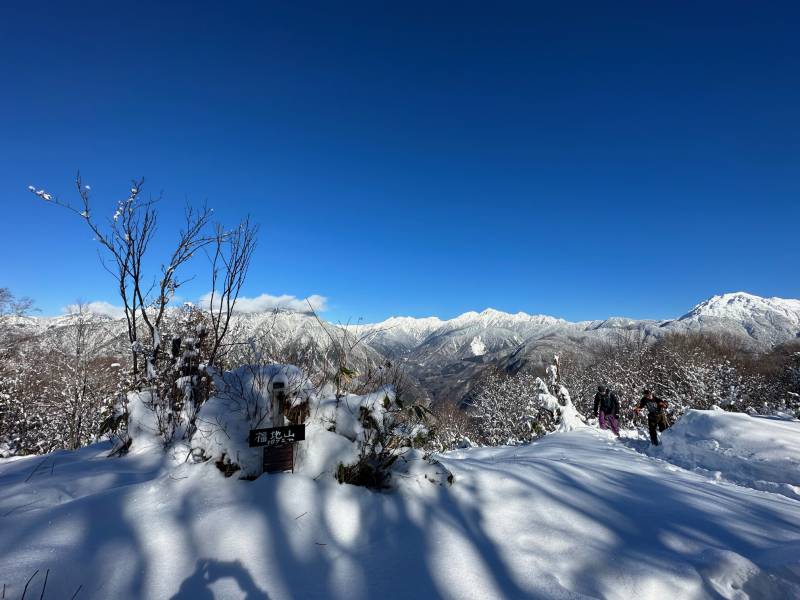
(199, 292), (328, 314)
(62, 301), (126, 319)
(61, 293), (328, 319)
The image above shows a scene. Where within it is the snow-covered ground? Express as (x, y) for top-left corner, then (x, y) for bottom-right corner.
(645, 409), (800, 501)
(2, 413), (799, 599)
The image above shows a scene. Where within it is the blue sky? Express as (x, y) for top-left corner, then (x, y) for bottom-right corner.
(1, 1), (798, 323)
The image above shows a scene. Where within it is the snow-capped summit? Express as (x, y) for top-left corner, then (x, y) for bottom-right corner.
(454, 307), (564, 328)
(681, 292), (800, 323)
(675, 292), (800, 346)
(351, 315), (444, 356)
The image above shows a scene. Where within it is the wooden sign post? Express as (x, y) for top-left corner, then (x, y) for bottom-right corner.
(249, 424), (306, 474)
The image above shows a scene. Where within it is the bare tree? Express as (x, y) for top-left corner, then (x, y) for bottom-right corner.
(0, 287), (36, 317)
(30, 175), (213, 379)
(49, 302), (121, 449)
(206, 217), (258, 368)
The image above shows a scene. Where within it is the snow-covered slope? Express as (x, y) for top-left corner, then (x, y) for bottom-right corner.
(351, 309), (570, 360)
(1, 412), (799, 599)
(669, 292), (800, 346)
(681, 292), (800, 324)
(350, 315), (444, 356)
(653, 409), (800, 500)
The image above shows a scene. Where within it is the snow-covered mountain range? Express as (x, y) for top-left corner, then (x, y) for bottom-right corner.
(5, 292), (799, 404)
(345, 292), (799, 402)
(360, 292), (800, 356)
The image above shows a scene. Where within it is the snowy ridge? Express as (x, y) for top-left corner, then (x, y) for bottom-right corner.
(358, 307), (566, 336)
(680, 292), (800, 326)
(6, 292), (799, 404)
(15, 291), (798, 347)
(352, 292), (800, 365)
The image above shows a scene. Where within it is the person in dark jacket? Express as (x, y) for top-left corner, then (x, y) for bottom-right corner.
(593, 385), (620, 437)
(634, 389), (670, 445)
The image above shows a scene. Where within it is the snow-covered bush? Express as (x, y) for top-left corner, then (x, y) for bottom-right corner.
(182, 363), (440, 489)
(468, 357), (584, 446)
(322, 387), (434, 488)
(468, 369), (548, 446)
(148, 304), (215, 443)
(0, 305), (122, 455)
(541, 359), (585, 432)
(428, 401), (476, 452)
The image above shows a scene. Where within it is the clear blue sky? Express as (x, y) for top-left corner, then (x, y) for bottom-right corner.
(1, 1), (798, 322)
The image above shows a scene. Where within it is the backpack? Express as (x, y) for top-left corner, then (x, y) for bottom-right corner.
(600, 391), (616, 412)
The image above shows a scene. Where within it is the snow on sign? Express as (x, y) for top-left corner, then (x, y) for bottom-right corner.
(249, 424), (306, 448)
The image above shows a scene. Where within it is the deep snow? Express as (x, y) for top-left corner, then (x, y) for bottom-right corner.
(647, 409), (800, 501)
(1, 414), (799, 599)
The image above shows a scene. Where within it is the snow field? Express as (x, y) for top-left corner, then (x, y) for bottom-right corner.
(652, 409), (800, 500)
(1, 412), (799, 599)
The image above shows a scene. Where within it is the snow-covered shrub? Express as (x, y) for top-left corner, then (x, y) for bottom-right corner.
(468, 357), (584, 446)
(468, 369), (547, 446)
(105, 305), (219, 454)
(775, 349), (800, 418)
(428, 401), (476, 452)
(321, 387), (434, 489)
(185, 363), (440, 489)
(143, 304), (215, 444)
(0, 306), (122, 455)
(541, 359), (585, 432)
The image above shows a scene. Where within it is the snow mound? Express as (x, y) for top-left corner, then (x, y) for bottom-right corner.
(656, 409), (800, 500)
(126, 390), (165, 454)
(189, 364), (313, 477)
(699, 548), (800, 600)
(189, 365), (441, 486)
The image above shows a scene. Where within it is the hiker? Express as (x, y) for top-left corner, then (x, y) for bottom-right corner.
(593, 385), (620, 437)
(634, 389), (670, 445)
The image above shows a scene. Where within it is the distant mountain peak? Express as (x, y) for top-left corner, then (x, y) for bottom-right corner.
(681, 291), (800, 324)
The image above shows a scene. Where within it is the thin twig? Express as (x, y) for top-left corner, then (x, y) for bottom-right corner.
(38, 569), (49, 600)
(24, 458), (47, 483)
(20, 569), (38, 600)
(70, 584), (83, 600)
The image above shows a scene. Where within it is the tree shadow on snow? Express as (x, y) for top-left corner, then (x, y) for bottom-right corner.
(170, 559), (270, 600)
(452, 436), (800, 599)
